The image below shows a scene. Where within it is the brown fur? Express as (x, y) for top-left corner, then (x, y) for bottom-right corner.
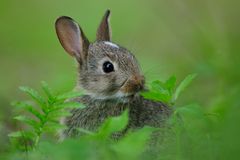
(60, 95), (171, 139)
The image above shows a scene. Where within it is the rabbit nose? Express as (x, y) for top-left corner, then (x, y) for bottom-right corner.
(121, 75), (145, 93)
(131, 75), (145, 91)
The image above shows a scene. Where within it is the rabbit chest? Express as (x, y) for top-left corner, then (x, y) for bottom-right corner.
(61, 95), (171, 138)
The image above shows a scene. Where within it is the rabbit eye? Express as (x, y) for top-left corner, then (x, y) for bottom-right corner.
(102, 61), (114, 73)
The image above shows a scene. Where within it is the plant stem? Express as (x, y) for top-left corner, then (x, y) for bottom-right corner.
(34, 135), (40, 147)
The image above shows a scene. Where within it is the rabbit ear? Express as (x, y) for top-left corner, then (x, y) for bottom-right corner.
(96, 10), (111, 41)
(55, 16), (89, 64)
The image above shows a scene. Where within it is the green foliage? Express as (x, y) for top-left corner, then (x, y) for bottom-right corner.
(172, 74), (197, 103)
(7, 79), (189, 159)
(97, 110), (129, 139)
(8, 82), (84, 151)
(5, 77), (240, 160)
(8, 82), (156, 159)
(8, 105), (154, 160)
(112, 126), (155, 160)
(141, 74), (197, 105)
(23, 127), (154, 160)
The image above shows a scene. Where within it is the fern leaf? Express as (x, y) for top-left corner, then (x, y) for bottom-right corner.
(19, 86), (46, 107)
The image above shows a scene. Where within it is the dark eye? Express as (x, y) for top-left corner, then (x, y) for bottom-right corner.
(102, 61), (114, 73)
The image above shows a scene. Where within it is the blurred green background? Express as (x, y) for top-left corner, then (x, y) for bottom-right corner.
(0, 0), (240, 153)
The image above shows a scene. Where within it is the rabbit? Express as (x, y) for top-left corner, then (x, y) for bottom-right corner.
(55, 10), (171, 140)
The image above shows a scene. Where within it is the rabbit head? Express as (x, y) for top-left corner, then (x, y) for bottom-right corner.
(55, 10), (145, 100)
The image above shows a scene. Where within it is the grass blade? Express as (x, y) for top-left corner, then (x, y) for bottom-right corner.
(172, 74), (197, 103)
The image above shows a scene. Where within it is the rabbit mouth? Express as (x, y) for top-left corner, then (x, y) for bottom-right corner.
(112, 91), (136, 101)
(119, 76), (145, 95)
(86, 91), (135, 102)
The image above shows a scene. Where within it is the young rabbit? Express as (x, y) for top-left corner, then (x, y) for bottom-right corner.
(55, 10), (171, 140)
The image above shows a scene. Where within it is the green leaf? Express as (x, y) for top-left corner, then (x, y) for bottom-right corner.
(173, 104), (209, 134)
(172, 74), (197, 103)
(141, 78), (174, 103)
(151, 80), (167, 92)
(11, 101), (33, 109)
(14, 115), (39, 129)
(8, 131), (35, 139)
(112, 126), (155, 159)
(175, 104), (204, 118)
(41, 81), (55, 101)
(27, 107), (44, 122)
(56, 91), (83, 101)
(141, 91), (170, 103)
(165, 76), (176, 93)
(76, 128), (94, 135)
(19, 86), (46, 106)
(8, 131), (23, 138)
(51, 102), (85, 111)
(11, 101), (44, 121)
(97, 110), (129, 138)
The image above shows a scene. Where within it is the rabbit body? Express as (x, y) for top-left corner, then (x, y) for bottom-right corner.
(55, 10), (171, 139)
(60, 95), (170, 138)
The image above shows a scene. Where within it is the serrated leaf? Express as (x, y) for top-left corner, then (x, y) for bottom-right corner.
(11, 101), (33, 108)
(142, 79), (173, 103)
(11, 101), (44, 121)
(19, 86), (46, 107)
(14, 115), (39, 129)
(141, 91), (170, 103)
(98, 110), (129, 138)
(56, 91), (83, 101)
(41, 81), (55, 101)
(172, 74), (197, 103)
(151, 80), (167, 92)
(27, 107), (44, 122)
(8, 131), (35, 139)
(165, 76), (176, 93)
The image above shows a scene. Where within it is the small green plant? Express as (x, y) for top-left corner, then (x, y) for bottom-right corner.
(23, 110), (154, 160)
(8, 81), (85, 151)
(141, 74), (197, 105)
